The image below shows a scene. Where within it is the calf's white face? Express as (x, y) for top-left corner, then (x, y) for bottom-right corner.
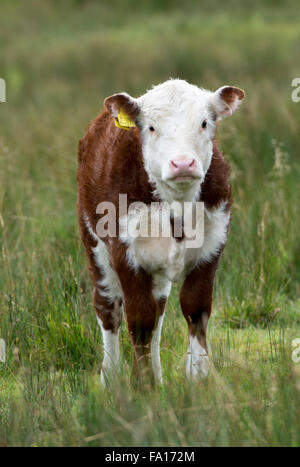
(105, 79), (244, 201)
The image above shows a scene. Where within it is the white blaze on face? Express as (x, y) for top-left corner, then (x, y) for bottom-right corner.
(137, 80), (214, 201)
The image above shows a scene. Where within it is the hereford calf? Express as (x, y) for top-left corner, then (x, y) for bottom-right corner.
(77, 79), (244, 385)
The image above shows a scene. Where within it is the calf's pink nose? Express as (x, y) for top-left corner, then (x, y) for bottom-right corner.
(170, 158), (196, 175)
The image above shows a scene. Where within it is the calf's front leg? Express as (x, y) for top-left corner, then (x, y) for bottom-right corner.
(180, 255), (221, 380)
(112, 244), (166, 386)
(123, 281), (168, 386)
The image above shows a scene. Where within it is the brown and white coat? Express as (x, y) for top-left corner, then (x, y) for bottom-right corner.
(77, 79), (244, 385)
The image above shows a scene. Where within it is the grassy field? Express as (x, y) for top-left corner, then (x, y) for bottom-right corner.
(0, 0), (300, 446)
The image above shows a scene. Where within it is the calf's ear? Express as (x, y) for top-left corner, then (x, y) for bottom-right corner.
(104, 92), (139, 120)
(211, 86), (245, 118)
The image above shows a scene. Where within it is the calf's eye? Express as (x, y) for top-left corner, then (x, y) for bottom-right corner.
(149, 126), (155, 132)
(202, 120), (207, 129)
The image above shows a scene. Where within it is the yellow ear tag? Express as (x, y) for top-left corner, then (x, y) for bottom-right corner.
(115, 109), (136, 130)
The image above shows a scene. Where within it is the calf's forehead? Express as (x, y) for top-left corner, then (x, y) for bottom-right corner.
(137, 81), (212, 123)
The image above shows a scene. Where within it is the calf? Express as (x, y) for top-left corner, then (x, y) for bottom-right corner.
(77, 79), (244, 385)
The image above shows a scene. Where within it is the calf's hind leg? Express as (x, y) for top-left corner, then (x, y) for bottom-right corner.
(94, 287), (122, 386)
(78, 213), (124, 386)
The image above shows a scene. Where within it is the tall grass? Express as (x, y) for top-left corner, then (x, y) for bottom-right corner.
(1, 327), (300, 446)
(0, 0), (300, 446)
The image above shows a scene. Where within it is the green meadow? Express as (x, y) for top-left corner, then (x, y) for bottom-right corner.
(0, 0), (300, 446)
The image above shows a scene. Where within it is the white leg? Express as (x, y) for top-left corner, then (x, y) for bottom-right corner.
(97, 315), (120, 386)
(186, 335), (209, 380)
(151, 314), (165, 383)
(151, 274), (170, 384)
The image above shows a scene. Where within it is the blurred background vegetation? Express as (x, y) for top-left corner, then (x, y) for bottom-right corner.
(0, 0), (300, 446)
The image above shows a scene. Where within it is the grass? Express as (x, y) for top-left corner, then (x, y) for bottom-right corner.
(1, 324), (300, 446)
(0, 0), (300, 446)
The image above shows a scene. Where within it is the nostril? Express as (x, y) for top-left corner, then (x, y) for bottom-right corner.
(170, 158), (196, 174)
